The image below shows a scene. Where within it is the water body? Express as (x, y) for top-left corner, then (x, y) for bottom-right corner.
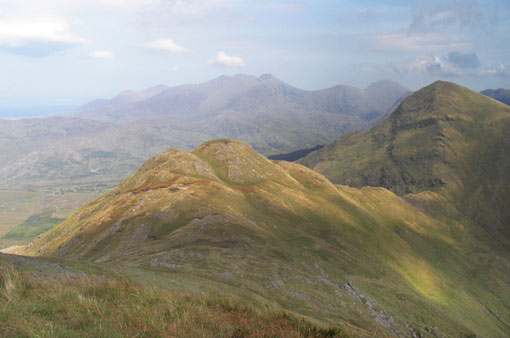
(0, 105), (77, 119)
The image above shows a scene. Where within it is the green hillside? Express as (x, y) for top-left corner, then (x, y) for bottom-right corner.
(300, 81), (510, 243)
(17, 139), (510, 337)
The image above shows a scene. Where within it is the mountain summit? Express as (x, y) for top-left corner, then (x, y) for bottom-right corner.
(300, 81), (510, 241)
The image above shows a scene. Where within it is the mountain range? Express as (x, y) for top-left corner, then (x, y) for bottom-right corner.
(69, 74), (409, 124)
(0, 75), (409, 189)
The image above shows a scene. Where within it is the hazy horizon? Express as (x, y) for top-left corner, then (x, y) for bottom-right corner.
(1, 72), (407, 118)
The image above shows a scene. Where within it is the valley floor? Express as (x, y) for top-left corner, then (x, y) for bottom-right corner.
(0, 188), (107, 249)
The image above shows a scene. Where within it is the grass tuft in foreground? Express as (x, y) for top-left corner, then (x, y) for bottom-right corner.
(0, 262), (345, 338)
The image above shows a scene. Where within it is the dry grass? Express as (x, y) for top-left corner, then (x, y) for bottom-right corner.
(0, 261), (345, 338)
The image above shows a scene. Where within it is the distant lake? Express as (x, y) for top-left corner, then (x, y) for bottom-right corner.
(0, 105), (78, 119)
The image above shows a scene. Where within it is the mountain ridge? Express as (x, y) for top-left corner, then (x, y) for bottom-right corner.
(299, 80), (510, 243)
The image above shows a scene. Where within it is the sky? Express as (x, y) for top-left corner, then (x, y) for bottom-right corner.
(0, 0), (509, 110)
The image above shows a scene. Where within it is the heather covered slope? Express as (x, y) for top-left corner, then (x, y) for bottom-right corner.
(300, 81), (510, 242)
(19, 140), (510, 337)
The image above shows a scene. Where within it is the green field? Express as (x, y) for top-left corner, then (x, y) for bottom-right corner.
(0, 189), (104, 249)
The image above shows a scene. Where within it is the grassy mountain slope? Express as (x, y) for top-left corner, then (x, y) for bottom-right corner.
(18, 140), (510, 337)
(300, 81), (510, 242)
(0, 254), (343, 337)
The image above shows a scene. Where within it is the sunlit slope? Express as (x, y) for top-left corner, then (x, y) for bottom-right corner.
(300, 81), (510, 242)
(21, 140), (510, 337)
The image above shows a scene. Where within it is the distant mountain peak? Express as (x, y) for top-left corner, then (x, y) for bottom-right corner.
(208, 73), (256, 83)
(116, 89), (136, 96)
(367, 79), (400, 86)
(147, 84), (168, 90)
(481, 87), (510, 105)
(259, 73), (275, 80)
(79, 98), (109, 110)
(109, 90), (142, 105)
(365, 79), (410, 92)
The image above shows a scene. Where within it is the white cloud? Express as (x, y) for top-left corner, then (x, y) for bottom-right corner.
(372, 33), (471, 52)
(0, 0), (155, 13)
(404, 52), (510, 78)
(365, 52), (509, 80)
(405, 55), (447, 74)
(0, 19), (87, 47)
(152, 0), (238, 17)
(145, 39), (188, 53)
(409, 0), (485, 32)
(94, 0), (155, 7)
(89, 50), (114, 59)
(404, 54), (478, 77)
(0, 0), (235, 19)
(206, 51), (246, 68)
(478, 64), (510, 78)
